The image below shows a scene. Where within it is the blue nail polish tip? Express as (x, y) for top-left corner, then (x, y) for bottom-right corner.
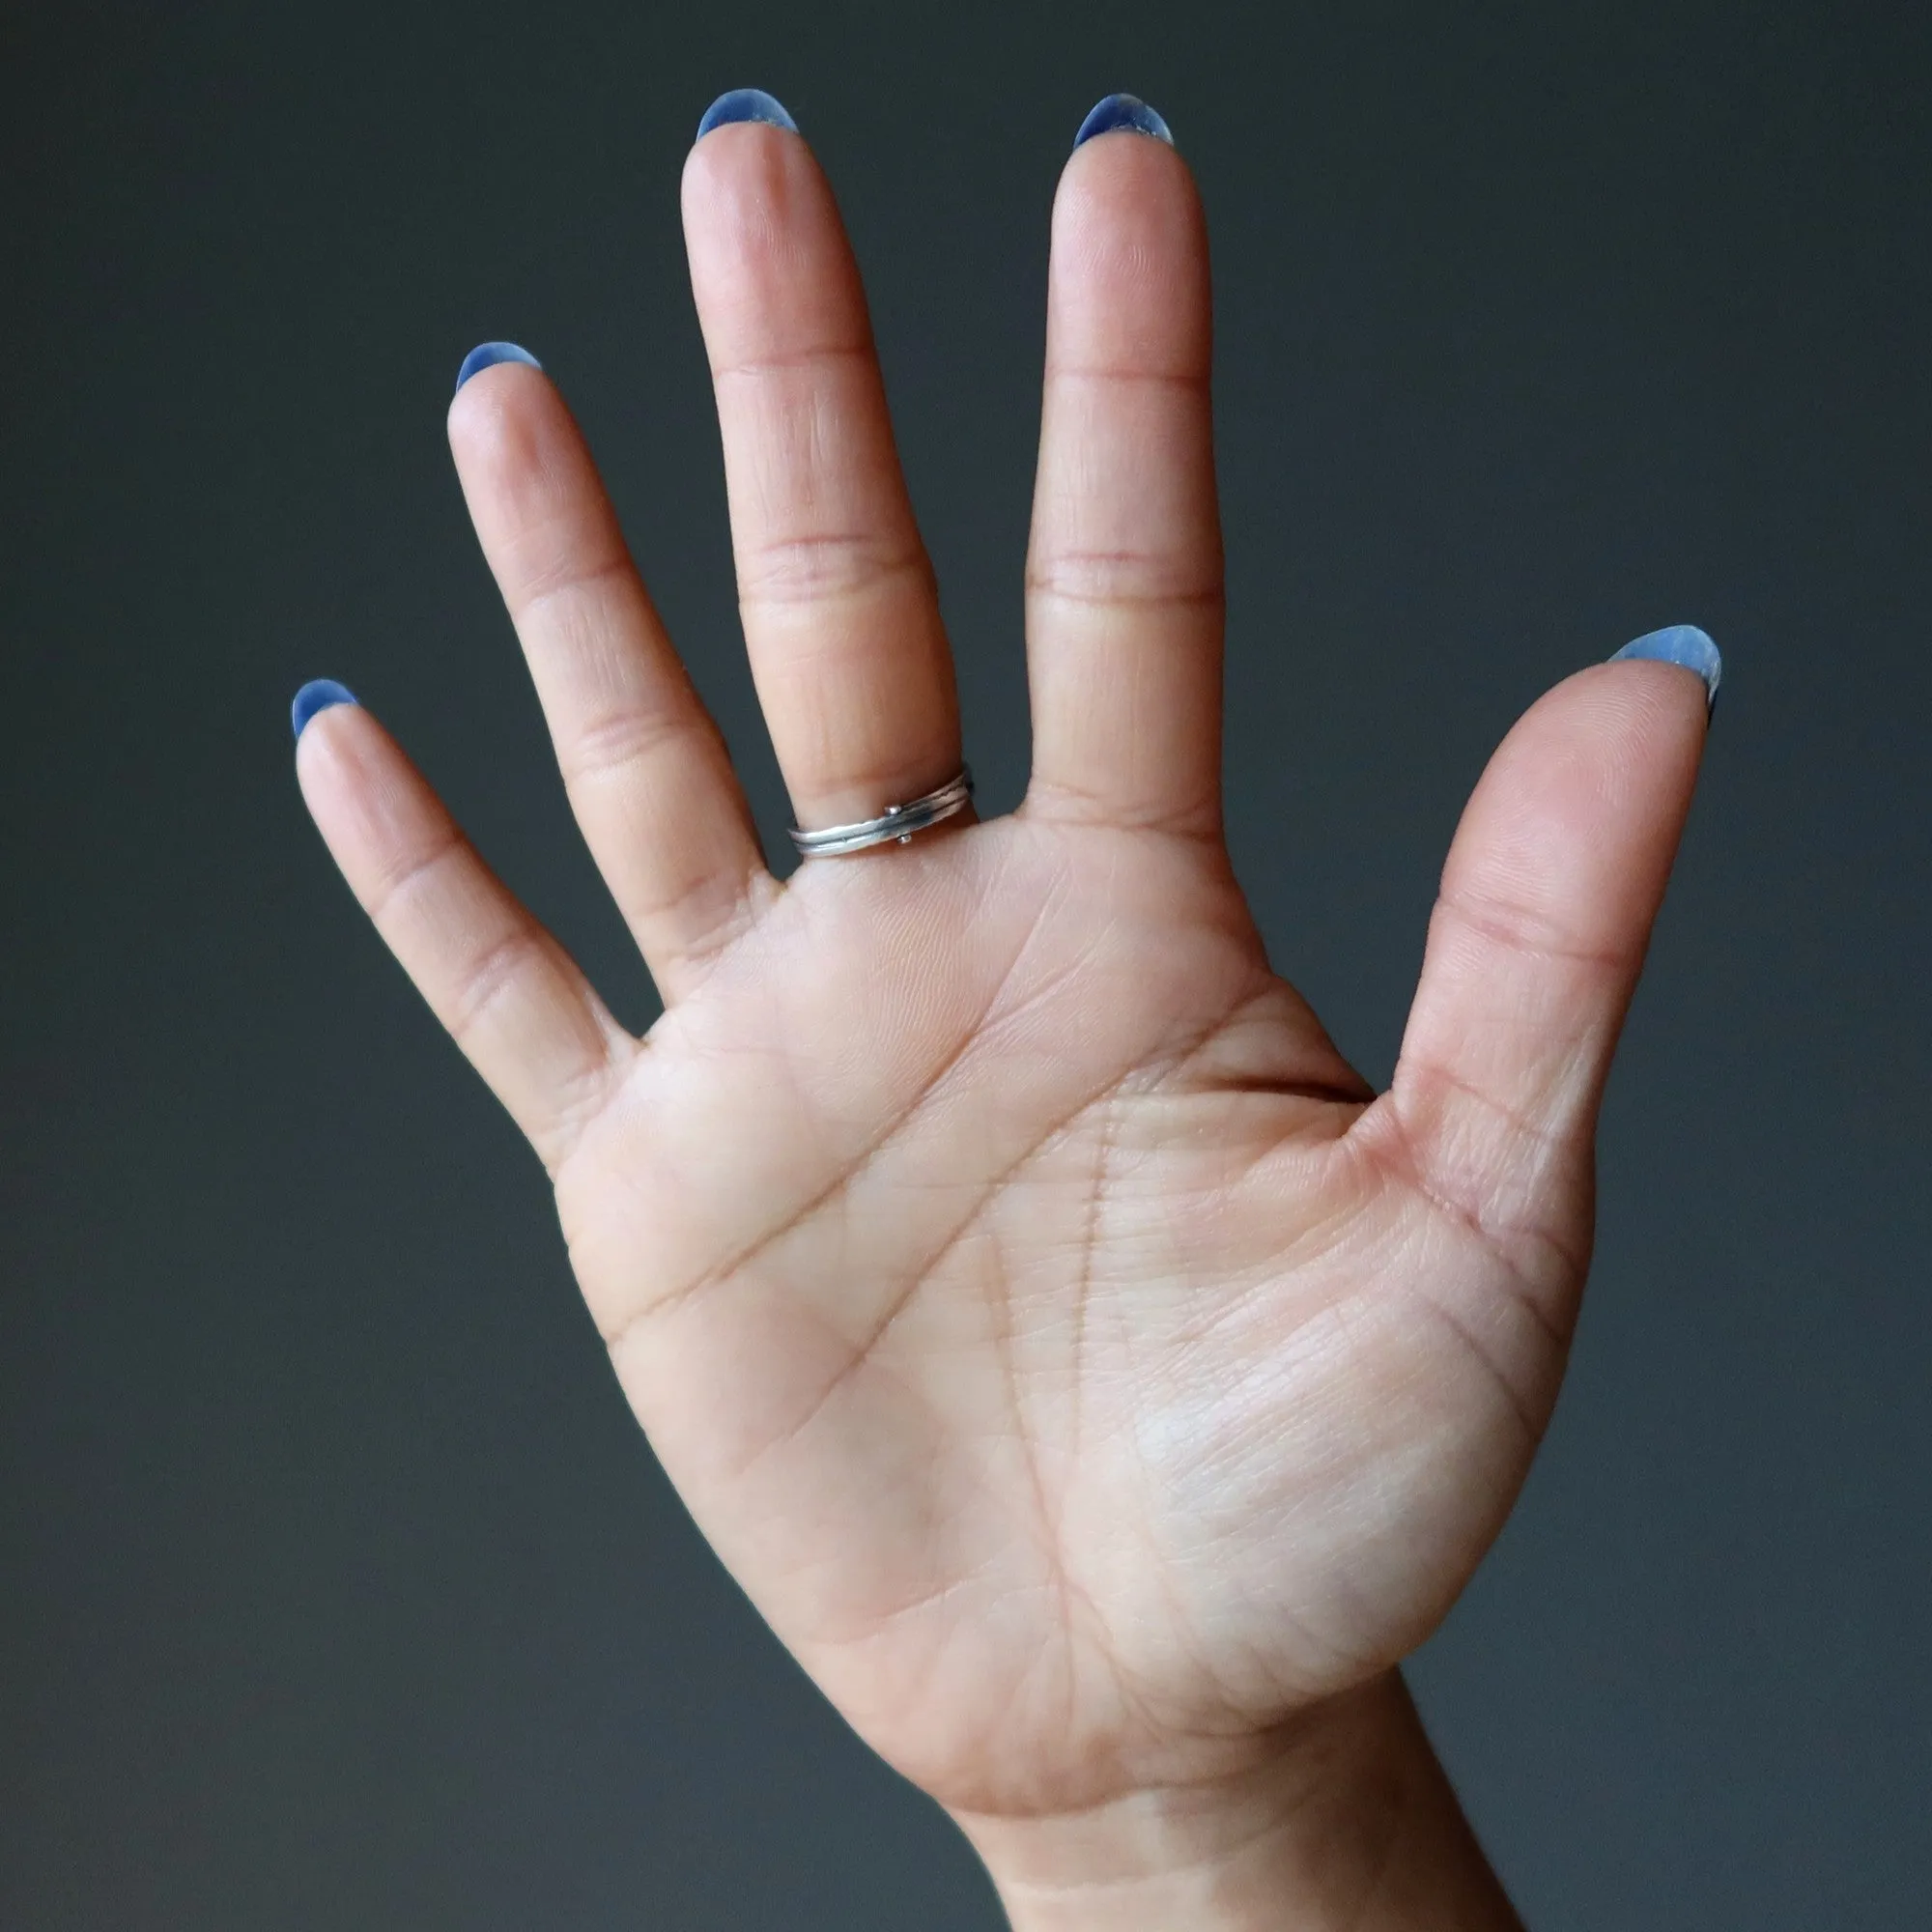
(292, 679), (358, 740)
(696, 88), (798, 141)
(1609, 624), (1723, 708)
(454, 341), (542, 394)
(1073, 93), (1175, 151)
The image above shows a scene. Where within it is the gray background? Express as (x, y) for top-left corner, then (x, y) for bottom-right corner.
(3, 1), (1927, 1925)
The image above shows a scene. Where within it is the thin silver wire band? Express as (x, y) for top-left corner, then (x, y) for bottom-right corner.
(788, 766), (975, 858)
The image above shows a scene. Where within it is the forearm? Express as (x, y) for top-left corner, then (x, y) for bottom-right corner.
(956, 1673), (1521, 1932)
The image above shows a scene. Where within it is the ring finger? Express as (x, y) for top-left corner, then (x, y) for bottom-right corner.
(681, 95), (960, 834)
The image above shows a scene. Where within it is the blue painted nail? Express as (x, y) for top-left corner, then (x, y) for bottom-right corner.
(454, 341), (542, 394)
(1608, 624), (1722, 712)
(292, 679), (358, 740)
(696, 88), (798, 141)
(1073, 94), (1175, 151)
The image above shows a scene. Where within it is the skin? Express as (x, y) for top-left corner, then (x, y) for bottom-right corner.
(297, 119), (1710, 1927)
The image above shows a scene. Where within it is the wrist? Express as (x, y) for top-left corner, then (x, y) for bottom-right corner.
(952, 1673), (1521, 1932)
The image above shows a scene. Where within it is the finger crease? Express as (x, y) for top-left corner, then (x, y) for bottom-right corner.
(365, 826), (466, 929)
(443, 926), (555, 1043)
(709, 339), (876, 382)
(1025, 566), (1224, 612)
(1043, 364), (1212, 394)
(507, 549), (637, 627)
(737, 535), (932, 605)
(1353, 1106), (1582, 1338)
(557, 702), (712, 790)
(1435, 888), (1634, 975)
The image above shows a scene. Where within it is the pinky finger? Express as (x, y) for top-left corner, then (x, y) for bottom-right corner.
(294, 683), (633, 1172)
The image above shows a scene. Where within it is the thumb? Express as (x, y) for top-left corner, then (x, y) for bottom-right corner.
(1366, 626), (1719, 1297)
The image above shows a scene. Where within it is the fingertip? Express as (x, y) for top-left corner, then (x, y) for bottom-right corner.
(454, 341), (543, 396)
(1608, 624), (1722, 714)
(1434, 656), (1713, 968)
(292, 681), (387, 828)
(292, 681), (379, 845)
(1046, 106), (1209, 392)
(1556, 655), (1716, 809)
(695, 87), (799, 142)
(680, 100), (818, 245)
(1491, 657), (1710, 821)
(1054, 103), (1205, 279)
(443, 348), (588, 532)
(447, 341), (553, 462)
(679, 108), (848, 347)
(1061, 98), (1195, 193)
(1072, 93), (1175, 151)
(292, 678), (357, 742)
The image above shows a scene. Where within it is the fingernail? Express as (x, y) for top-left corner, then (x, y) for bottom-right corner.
(454, 341), (542, 394)
(292, 679), (358, 740)
(1608, 624), (1722, 713)
(696, 88), (798, 141)
(1073, 94), (1175, 151)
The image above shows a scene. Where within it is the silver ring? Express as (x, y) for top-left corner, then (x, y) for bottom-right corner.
(788, 766), (974, 858)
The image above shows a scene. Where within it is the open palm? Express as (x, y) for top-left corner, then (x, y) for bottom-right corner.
(298, 99), (1712, 1876)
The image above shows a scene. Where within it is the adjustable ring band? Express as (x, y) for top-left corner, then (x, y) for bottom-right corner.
(788, 766), (975, 859)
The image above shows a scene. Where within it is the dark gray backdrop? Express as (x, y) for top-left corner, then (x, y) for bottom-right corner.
(4, 1), (1927, 1925)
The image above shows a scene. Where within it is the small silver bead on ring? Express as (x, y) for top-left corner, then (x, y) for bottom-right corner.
(788, 767), (974, 859)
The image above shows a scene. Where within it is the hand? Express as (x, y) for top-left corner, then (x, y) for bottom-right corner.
(296, 94), (1714, 1927)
